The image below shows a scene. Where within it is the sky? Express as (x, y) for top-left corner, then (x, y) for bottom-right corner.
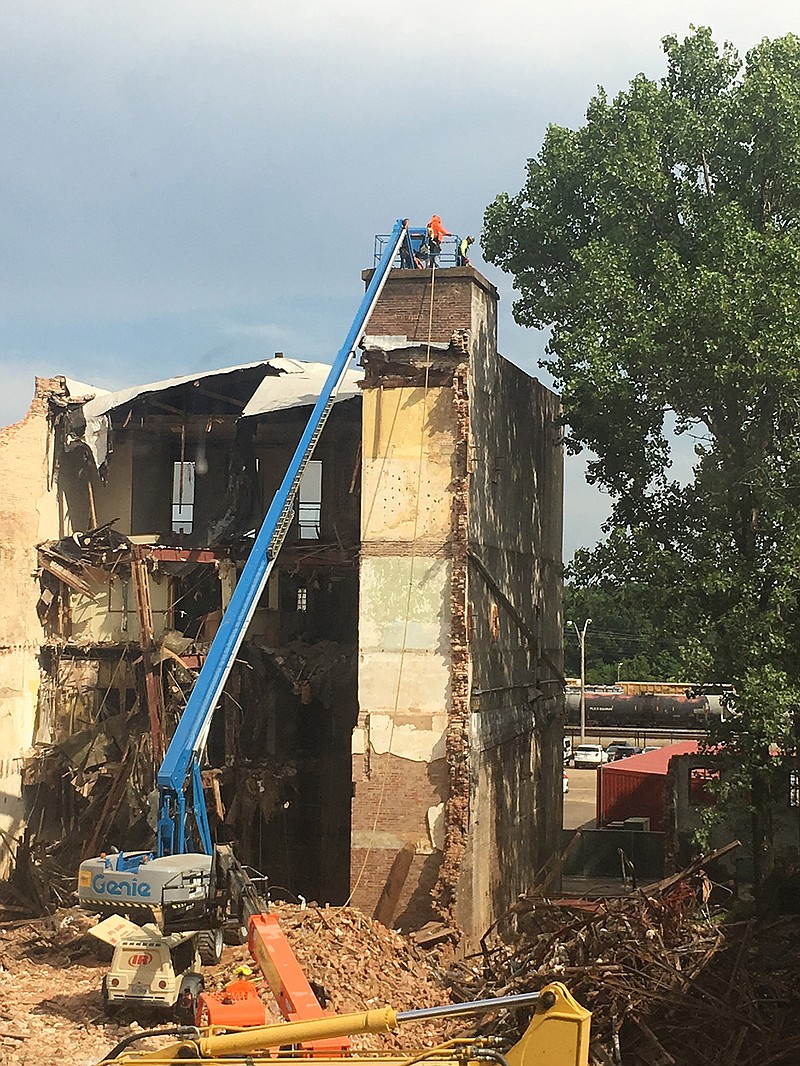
(1, 1), (797, 558)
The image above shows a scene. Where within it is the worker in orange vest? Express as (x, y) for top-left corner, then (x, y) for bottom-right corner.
(426, 215), (452, 267)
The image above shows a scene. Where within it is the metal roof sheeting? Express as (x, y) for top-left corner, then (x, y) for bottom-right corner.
(604, 742), (700, 776)
(78, 357), (363, 468)
(240, 358), (363, 418)
(64, 378), (110, 402)
(81, 359), (273, 422)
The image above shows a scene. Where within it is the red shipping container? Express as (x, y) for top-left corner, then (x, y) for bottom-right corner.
(597, 742), (699, 832)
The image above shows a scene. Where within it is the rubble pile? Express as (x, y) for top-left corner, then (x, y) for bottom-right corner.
(0, 904), (458, 1066)
(2, 889), (800, 1065)
(210, 903), (458, 1049)
(0, 910), (130, 1066)
(445, 878), (800, 1066)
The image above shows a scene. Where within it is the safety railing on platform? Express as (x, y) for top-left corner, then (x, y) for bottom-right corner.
(374, 229), (465, 269)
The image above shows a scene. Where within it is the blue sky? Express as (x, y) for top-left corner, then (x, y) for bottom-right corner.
(1, 1), (796, 557)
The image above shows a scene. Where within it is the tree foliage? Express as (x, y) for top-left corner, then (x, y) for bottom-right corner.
(484, 28), (800, 897)
(563, 582), (685, 683)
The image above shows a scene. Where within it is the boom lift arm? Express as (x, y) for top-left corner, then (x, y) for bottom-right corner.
(78, 219), (410, 917)
(78, 219), (412, 1031)
(156, 217), (410, 858)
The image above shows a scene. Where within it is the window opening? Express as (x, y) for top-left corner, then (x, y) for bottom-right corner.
(689, 766), (719, 806)
(298, 460), (322, 540)
(172, 461), (196, 534)
(296, 587), (308, 612)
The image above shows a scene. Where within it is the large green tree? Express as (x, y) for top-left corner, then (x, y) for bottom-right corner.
(484, 27), (800, 899)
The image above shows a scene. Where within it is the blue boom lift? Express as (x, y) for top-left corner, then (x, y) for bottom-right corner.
(77, 219), (411, 934)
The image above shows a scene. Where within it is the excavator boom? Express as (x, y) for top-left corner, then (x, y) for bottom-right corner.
(98, 985), (590, 1066)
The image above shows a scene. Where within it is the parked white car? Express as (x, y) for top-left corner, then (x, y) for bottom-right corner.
(572, 744), (609, 769)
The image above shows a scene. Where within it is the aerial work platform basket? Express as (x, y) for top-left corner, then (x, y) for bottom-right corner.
(374, 228), (464, 269)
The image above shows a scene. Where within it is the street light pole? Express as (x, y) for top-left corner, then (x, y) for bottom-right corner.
(568, 618), (592, 743)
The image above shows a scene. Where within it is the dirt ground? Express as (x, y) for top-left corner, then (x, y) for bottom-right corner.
(0, 905), (458, 1066)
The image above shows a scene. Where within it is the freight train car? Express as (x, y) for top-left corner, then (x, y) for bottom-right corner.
(564, 682), (724, 728)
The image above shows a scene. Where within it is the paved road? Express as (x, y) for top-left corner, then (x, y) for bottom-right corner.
(563, 739), (679, 829)
(563, 767), (599, 830)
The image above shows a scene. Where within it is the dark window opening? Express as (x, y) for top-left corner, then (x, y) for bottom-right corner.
(171, 565), (222, 639)
(689, 767), (719, 806)
(216, 649), (358, 905)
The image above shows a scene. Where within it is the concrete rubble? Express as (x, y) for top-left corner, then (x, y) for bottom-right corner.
(0, 903), (457, 1066)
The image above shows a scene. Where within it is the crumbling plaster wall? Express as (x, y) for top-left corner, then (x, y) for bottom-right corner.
(352, 383), (457, 924)
(67, 573), (172, 645)
(0, 379), (63, 872)
(461, 349), (564, 932)
(59, 433), (134, 535)
(90, 434), (133, 533)
(668, 756), (800, 883)
(355, 266), (563, 938)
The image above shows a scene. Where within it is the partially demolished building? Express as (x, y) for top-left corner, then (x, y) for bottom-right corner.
(0, 263), (564, 937)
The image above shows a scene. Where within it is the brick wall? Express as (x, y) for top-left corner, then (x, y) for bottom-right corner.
(362, 267), (498, 344)
(350, 750), (447, 927)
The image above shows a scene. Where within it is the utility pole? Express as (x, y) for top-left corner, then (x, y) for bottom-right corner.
(568, 618), (592, 743)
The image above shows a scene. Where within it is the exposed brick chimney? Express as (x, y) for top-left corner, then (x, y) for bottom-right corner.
(362, 266), (498, 352)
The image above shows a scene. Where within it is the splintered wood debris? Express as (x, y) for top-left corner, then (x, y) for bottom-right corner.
(444, 864), (800, 1066)
(1, 879), (800, 1066)
(38, 524), (130, 599)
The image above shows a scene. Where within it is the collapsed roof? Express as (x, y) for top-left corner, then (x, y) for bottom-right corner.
(74, 357), (364, 469)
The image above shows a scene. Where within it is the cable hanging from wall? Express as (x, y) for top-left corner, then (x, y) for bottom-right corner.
(346, 264), (439, 907)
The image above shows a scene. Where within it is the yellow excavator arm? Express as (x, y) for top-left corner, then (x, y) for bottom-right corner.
(99, 983), (590, 1066)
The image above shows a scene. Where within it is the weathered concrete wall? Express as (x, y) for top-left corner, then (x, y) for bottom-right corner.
(68, 571), (172, 644)
(355, 266), (563, 938)
(353, 381), (458, 923)
(462, 345), (564, 933)
(0, 380), (63, 872)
